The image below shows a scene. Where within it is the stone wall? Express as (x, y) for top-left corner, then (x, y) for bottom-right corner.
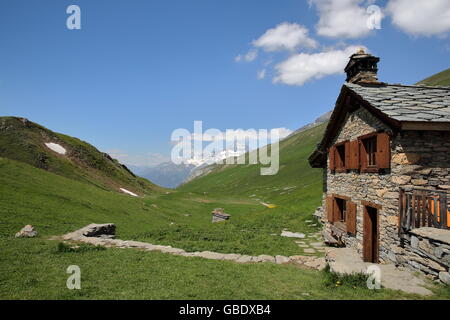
(398, 228), (450, 284)
(318, 106), (450, 276)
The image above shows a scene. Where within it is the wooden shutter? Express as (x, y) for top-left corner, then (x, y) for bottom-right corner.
(344, 141), (351, 170)
(346, 201), (357, 236)
(329, 146), (336, 171)
(349, 140), (359, 170)
(376, 132), (391, 169)
(334, 199), (341, 222)
(359, 139), (368, 172)
(326, 196), (334, 222)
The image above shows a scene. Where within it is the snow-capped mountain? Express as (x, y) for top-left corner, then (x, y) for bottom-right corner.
(184, 144), (247, 167)
(128, 146), (248, 188)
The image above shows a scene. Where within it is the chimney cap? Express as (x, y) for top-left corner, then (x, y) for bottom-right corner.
(344, 50), (380, 83)
(357, 48), (366, 54)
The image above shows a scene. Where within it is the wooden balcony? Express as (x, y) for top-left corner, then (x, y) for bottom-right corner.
(399, 187), (449, 235)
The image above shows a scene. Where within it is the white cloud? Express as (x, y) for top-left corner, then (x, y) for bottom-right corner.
(235, 49), (258, 62)
(253, 22), (318, 51)
(387, 0), (450, 36)
(106, 149), (169, 167)
(257, 69), (266, 80)
(273, 45), (366, 86)
(309, 0), (380, 38)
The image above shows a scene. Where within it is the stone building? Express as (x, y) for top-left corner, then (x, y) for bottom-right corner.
(308, 50), (450, 281)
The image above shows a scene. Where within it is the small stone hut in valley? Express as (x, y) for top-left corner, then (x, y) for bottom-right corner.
(309, 50), (450, 281)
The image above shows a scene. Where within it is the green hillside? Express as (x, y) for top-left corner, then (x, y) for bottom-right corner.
(179, 123), (326, 213)
(417, 68), (450, 86)
(0, 116), (161, 196)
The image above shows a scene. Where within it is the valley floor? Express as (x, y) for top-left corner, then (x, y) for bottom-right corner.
(1, 158), (449, 299)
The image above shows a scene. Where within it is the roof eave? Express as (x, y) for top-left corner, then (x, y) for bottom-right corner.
(307, 84), (402, 168)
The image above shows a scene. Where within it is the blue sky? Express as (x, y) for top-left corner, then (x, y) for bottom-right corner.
(1, 0), (449, 166)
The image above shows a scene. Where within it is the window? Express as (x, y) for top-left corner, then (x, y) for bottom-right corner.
(326, 195), (357, 236)
(336, 144), (346, 170)
(329, 141), (349, 172)
(363, 136), (377, 167)
(358, 132), (391, 172)
(335, 197), (347, 222)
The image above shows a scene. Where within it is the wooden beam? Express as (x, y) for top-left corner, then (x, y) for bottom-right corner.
(401, 122), (450, 131)
(361, 200), (382, 210)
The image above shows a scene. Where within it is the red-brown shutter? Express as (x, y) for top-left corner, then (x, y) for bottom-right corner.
(359, 139), (368, 172)
(376, 132), (391, 169)
(326, 196), (334, 222)
(346, 201), (357, 235)
(349, 140), (359, 170)
(344, 141), (351, 170)
(329, 146), (335, 171)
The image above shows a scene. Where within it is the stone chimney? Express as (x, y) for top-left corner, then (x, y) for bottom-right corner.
(344, 49), (380, 84)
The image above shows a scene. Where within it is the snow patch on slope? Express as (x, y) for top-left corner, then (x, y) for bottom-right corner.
(120, 188), (139, 197)
(45, 143), (66, 155)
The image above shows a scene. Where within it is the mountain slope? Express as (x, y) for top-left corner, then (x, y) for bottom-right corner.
(0, 117), (161, 195)
(417, 68), (450, 86)
(179, 123), (326, 211)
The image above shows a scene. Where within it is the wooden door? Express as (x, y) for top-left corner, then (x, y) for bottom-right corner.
(363, 206), (379, 263)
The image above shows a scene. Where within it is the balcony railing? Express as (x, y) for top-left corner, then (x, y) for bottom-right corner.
(399, 187), (449, 234)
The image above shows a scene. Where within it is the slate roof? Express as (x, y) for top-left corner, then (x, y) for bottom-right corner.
(345, 83), (450, 122)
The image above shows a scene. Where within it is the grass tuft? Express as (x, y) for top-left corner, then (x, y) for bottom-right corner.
(56, 242), (106, 253)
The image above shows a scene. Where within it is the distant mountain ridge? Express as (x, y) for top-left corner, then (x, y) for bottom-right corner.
(286, 111), (332, 138)
(129, 162), (196, 189)
(130, 146), (249, 188)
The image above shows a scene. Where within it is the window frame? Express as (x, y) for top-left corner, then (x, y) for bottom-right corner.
(332, 194), (350, 231)
(358, 132), (379, 173)
(333, 140), (349, 173)
(363, 136), (377, 168)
